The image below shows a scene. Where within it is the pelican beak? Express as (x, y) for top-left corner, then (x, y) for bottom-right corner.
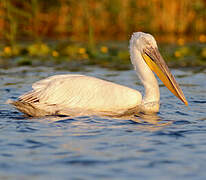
(142, 47), (188, 106)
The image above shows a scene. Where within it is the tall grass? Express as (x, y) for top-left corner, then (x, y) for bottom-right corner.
(0, 0), (205, 43)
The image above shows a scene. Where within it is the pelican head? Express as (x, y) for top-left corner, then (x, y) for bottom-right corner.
(130, 32), (188, 106)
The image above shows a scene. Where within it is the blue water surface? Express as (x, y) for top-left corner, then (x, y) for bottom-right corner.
(0, 66), (205, 180)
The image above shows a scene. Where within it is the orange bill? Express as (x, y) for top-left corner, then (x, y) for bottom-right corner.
(142, 47), (188, 106)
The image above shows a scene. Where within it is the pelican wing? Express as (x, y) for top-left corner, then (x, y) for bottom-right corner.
(32, 74), (84, 91)
(19, 75), (142, 113)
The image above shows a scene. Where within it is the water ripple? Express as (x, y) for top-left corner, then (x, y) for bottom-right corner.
(175, 111), (189, 116)
(60, 159), (110, 166)
(147, 160), (177, 168)
(25, 139), (56, 149)
(173, 120), (192, 125)
(191, 100), (206, 104)
(154, 130), (186, 138)
(54, 118), (76, 123)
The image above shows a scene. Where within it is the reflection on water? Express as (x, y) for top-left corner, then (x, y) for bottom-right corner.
(0, 66), (206, 179)
(39, 113), (170, 132)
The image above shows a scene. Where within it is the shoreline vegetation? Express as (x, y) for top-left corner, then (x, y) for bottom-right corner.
(0, 0), (205, 68)
(0, 41), (205, 69)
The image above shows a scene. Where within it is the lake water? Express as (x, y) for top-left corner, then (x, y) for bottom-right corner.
(0, 66), (205, 180)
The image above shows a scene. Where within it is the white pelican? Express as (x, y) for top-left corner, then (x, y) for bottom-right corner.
(8, 32), (188, 117)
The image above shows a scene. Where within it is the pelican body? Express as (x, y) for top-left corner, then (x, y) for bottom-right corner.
(8, 32), (188, 117)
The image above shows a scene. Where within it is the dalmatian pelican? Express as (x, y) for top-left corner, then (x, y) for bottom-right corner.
(8, 32), (188, 117)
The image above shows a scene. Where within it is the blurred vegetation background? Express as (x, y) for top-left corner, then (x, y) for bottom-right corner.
(0, 0), (205, 68)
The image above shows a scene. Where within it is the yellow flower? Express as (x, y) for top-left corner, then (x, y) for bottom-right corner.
(174, 51), (181, 58)
(64, 45), (78, 57)
(28, 44), (37, 55)
(28, 43), (50, 56)
(177, 38), (185, 46)
(100, 46), (108, 53)
(12, 47), (20, 55)
(52, 50), (59, 57)
(4, 46), (12, 55)
(201, 48), (206, 58)
(40, 44), (50, 55)
(199, 34), (206, 43)
(78, 48), (86, 54)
